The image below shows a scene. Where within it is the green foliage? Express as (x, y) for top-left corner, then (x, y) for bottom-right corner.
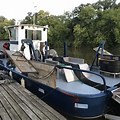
(73, 24), (87, 47)
(21, 12), (33, 24)
(47, 15), (70, 48)
(71, 0), (120, 47)
(1, 0), (120, 48)
(0, 16), (15, 39)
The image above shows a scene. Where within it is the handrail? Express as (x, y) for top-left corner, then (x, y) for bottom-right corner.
(90, 41), (105, 70)
(56, 65), (107, 93)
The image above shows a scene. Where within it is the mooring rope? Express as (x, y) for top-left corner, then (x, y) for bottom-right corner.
(0, 70), (14, 85)
(28, 67), (56, 80)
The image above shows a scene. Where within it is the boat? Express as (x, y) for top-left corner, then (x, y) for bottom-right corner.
(0, 24), (120, 119)
(0, 52), (110, 119)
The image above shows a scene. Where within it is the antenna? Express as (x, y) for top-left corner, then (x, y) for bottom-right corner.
(33, 1), (37, 25)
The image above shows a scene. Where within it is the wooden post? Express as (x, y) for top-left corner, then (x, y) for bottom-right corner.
(21, 78), (25, 87)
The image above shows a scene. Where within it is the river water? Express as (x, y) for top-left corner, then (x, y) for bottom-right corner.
(55, 46), (95, 64)
(55, 45), (120, 64)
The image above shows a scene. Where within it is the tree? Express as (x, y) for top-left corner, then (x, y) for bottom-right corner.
(20, 0), (120, 48)
(0, 16), (15, 39)
(21, 12), (33, 24)
(72, 5), (97, 47)
(47, 15), (70, 47)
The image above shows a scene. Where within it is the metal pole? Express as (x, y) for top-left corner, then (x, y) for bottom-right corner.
(45, 41), (48, 59)
(64, 41), (67, 57)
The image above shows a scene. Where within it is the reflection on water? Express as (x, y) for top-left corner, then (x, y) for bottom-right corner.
(66, 116), (106, 120)
(55, 45), (120, 64)
(59, 111), (108, 120)
(55, 46), (96, 64)
(58, 111), (106, 120)
(60, 108), (106, 120)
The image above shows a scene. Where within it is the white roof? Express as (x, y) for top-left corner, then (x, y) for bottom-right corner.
(5, 24), (48, 29)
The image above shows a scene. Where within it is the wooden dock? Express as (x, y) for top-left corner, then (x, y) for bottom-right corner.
(112, 87), (120, 104)
(105, 87), (120, 120)
(0, 81), (67, 120)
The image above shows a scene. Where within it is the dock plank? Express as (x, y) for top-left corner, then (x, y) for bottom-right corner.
(0, 101), (11, 120)
(0, 82), (67, 120)
(0, 84), (31, 120)
(0, 92), (21, 120)
(5, 84), (49, 120)
(11, 82), (66, 120)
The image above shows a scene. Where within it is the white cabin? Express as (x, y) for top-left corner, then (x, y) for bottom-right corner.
(5, 24), (48, 59)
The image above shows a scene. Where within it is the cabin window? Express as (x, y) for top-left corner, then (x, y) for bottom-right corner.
(9, 28), (16, 40)
(25, 29), (42, 40)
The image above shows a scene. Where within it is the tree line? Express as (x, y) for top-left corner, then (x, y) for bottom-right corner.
(0, 0), (120, 48)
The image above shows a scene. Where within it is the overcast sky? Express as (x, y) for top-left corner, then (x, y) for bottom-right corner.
(0, 0), (119, 21)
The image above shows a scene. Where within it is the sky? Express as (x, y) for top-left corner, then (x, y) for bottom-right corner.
(0, 0), (119, 21)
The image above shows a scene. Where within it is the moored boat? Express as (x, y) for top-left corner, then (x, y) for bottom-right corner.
(0, 24), (120, 119)
(0, 52), (111, 119)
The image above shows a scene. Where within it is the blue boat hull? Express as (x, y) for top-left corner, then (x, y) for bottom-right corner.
(12, 71), (110, 118)
(0, 64), (111, 118)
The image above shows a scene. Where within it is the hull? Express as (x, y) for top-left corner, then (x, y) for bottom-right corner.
(4, 66), (110, 118)
(26, 82), (109, 118)
(0, 58), (111, 119)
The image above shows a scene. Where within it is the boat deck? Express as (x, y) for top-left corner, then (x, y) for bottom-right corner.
(0, 81), (66, 120)
(3, 50), (120, 95)
(56, 73), (101, 94)
(56, 70), (120, 94)
(5, 50), (37, 73)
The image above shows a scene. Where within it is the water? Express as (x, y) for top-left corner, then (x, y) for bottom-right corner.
(55, 46), (96, 64)
(55, 45), (120, 64)
(67, 116), (105, 120)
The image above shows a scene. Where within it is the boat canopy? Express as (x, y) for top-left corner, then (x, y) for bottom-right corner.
(5, 24), (48, 60)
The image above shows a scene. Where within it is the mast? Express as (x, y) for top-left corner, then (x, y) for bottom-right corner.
(33, 5), (37, 25)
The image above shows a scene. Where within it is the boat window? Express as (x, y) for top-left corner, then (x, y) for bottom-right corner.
(25, 29), (42, 40)
(8, 28), (16, 40)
